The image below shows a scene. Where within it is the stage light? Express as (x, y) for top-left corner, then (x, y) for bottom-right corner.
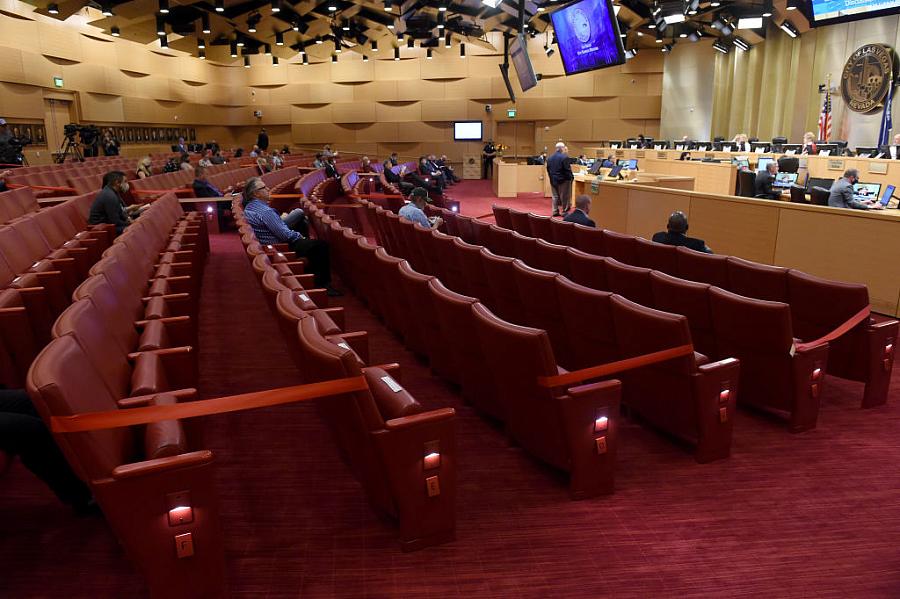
(101, 4), (113, 17)
(198, 37), (205, 49)
(111, 25), (120, 36)
(202, 14), (211, 34)
(371, 40), (378, 51)
(215, 0), (225, 12)
(199, 49), (206, 59)
(48, 4), (59, 14)
(271, 0), (281, 12)
(779, 19), (799, 37)
(230, 41), (238, 57)
(159, 0), (169, 14)
(273, 55), (279, 65)
(244, 55), (250, 68)
(159, 35), (168, 47)
(394, 47), (400, 61)
(427, 48), (433, 59)
(156, 17), (165, 36)
(713, 40), (729, 53)
(460, 42), (465, 58)
(733, 37), (751, 51)
(276, 31), (283, 46)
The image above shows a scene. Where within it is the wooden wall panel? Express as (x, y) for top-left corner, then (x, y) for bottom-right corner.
(332, 101), (377, 123)
(38, 22), (82, 61)
(422, 56), (468, 79)
(373, 58), (420, 81)
(0, 48), (26, 83)
(307, 82), (354, 103)
(623, 52), (665, 73)
(0, 14), (39, 52)
(620, 95), (663, 119)
(353, 79), (398, 102)
(270, 84), (309, 104)
(354, 122), (399, 143)
(246, 61), (290, 86)
(80, 93), (125, 122)
(568, 97), (621, 118)
(0, 83), (45, 119)
(445, 77), (492, 99)
(375, 101), (422, 122)
(291, 104), (332, 124)
(331, 58), (375, 83)
(421, 99), (469, 121)
(396, 79), (445, 101)
(395, 121), (450, 143)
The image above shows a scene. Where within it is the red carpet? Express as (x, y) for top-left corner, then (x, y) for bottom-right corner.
(452, 179), (549, 219)
(1, 230), (900, 597)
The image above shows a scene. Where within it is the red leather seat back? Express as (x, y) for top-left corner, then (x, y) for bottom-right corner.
(604, 258), (654, 307)
(565, 247), (609, 291)
(411, 223), (438, 276)
(492, 205), (512, 229)
(532, 238), (571, 279)
(397, 216), (427, 271)
(549, 218), (576, 246)
(372, 246), (408, 334)
(512, 260), (570, 366)
(486, 224), (515, 258)
(508, 209), (531, 235)
(556, 276), (618, 370)
(480, 248), (524, 325)
(450, 237), (489, 300)
(384, 212), (410, 260)
(726, 256), (788, 302)
(396, 261), (434, 357)
(469, 218), (492, 246)
(649, 271), (717, 358)
(431, 230), (466, 293)
(510, 230), (538, 266)
(528, 214), (554, 242)
(676, 246), (729, 288)
(572, 223), (605, 255)
(454, 214), (477, 244)
(12, 217), (53, 258)
(634, 237), (678, 274)
(601, 230), (637, 264)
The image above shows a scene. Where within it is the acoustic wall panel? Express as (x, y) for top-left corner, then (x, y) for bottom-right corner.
(330, 58), (375, 83)
(333, 101), (378, 123)
(353, 79), (399, 102)
(375, 101), (422, 122)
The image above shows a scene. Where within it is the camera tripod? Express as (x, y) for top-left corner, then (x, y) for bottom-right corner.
(55, 136), (83, 164)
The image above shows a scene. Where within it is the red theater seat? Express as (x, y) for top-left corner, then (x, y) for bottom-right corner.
(726, 256), (788, 302)
(649, 271), (717, 358)
(512, 261), (571, 367)
(604, 258), (654, 308)
(601, 230), (637, 264)
(480, 248), (524, 325)
(573, 223), (605, 256)
(528, 213), (554, 242)
(492, 205), (512, 229)
(565, 247), (609, 291)
(508, 209), (532, 235)
(634, 237), (678, 274)
(531, 238), (571, 279)
(450, 237), (489, 301)
(548, 218), (576, 246)
(675, 246), (730, 289)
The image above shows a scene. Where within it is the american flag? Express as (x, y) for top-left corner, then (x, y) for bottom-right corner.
(818, 86), (832, 141)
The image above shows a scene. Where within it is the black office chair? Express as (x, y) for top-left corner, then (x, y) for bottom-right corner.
(737, 170), (756, 197)
(777, 156), (800, 173)
(829, 140), (849, 156)
(771, 136), (788, 153)
(789, 185), (810, 204)
(713, 136), (725, 143)
(810, 186), (830, 206)
(748, 137), (759, 143)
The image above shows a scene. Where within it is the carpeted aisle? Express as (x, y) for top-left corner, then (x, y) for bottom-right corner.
(1, 231), (900, 597)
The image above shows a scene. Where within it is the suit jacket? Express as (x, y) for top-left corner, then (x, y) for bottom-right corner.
(324, 162), (339, 179)
(192, 179), (222, 198)
(257, 132), (269, 150)
(563, 209), (596, 228)
(651, 231), (710, 253)
(754, 172), (779, 199)
(877, 144), (900, 159)
(546, 152), (574, 185)
(88, 186), (129, 235)
(801, 142), (818, 155)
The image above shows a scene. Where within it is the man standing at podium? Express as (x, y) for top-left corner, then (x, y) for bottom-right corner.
(547, 142), (574, 216)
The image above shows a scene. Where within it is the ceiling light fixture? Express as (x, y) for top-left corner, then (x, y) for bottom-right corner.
(272, 0), (281, 13)
(388, 20), (395, 29)
(786, 0), (798, 10)
(48, 4), (59, 15)
(273, 55), (279, 65)
(407, 36), (414, 48)
(156, 17), (165, 36)
(460, 42), (465, 57)
(394, 47), (400, 60)
(733, 37), (751, 51)
(445, 32), (451, 47)
(264, 44), (271, 55)
(199, 49), (206, 59)
(202, 14), (211, 34)
(713, 40), (729, 53)
(343, 20), (350, 31)
(198, 37), (205, 49)
(328, 2), (337, 11)
(332, 54), (338, 62)
(215, 0), (224, 12)
(427, 48), (433, 59)
(482, 0), (501, 8)
(661, 43), (673, 52)
(737, 16), (764, 29)
(384, 0), (392, 11)
(371, 40), (378, 51)
(762, 0), (774, 16)
(101, 4), (113, 17)
(244, 56), (251, 68)
(363, 54), (369, 61)
(439, 0), (448, 11)
(158, 0), (169, 15)
(111, 25), (120, 36)
(663, 12), (685, 24)
(159, 35), (168, 47)
(230, 40), (237, 56)
(276, 31), (284, 45)
(315, 36), (323, 44)
(779, 19), (799, 37)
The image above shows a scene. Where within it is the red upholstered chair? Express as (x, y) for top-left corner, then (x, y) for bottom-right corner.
(510, 230), (538, 266)
(531, 238), (571, 279)
(384, 211), (411, 260)
(787, 270), (897, 409)
(0, 285), (41, 388)
(634, 237), (678, 274)
(555, 277), (619, 371)
(454, 214), (477, 245)
(469, 218), (493, 247)
(572, 223), (605, 256)
(604, 258), (654, 307)
(528, 214), (554, 242)
(294, 316), (456, 551)
(486, 224), (515, 258)
(512, 261), (571, 366)
(441, 210), (460, 237)
(708, 287), (829, 432)
(649, 271), (717, 358)
(508, 209), (532, 235)
(372, 245), (409, 332)
(610, 295), (739, 463)
(675, 246), (730, 289)
(601, 230), (637, 264)
(397, 218), (427, 274)
(430, 230), (466, 294)
(411, 223), (439, 277)
(549, 218), (576, 246)
(480, 248), (525, 325)
(28, 334), (225, 598)
(492, 205), (512, 229)
(565, 247), (609, 291)
(450, 237), (490, 301)
(395, 261), (435, 358)
(726, 256), (788, 302)
(472, 302), (621, 498)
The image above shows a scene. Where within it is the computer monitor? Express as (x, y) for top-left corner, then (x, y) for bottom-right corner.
(653, 141), (670, 150)
(607, 164), (623, 178)
(817, 143), (838, 156)
(879, 184), (895, 206)
(773, 172), (799, 188)
(616, 158), (638, 170)
(807, 177), (834, 190)
(781, 144), (802, 155)
(756, 157), (775, 172)
(852, 182), (881, 202)
(609, 140), (622, 149)
(732, 158), (750, 169)
(855, 146), (878, 158)
(588, 160), (604, 175)
(751, 142), (770, 153)
(694, 141), (711, 151)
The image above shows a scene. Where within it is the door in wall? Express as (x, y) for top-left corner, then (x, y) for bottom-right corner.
(44, 98), (74, 158)
(495, 120), (536, 159)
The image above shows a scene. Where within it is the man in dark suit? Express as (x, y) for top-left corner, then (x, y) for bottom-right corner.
(382, 158), (414, 195)
(88, 171), (133, 235)
(547, 142), (574, 216)
(563, 195), (596, 227)
(877, 133), (900, 159)
(652, 211), (712, 253)
(324, 156), (339, 179)
(754, 161), (780, 200)
(257, 128), (269, 151)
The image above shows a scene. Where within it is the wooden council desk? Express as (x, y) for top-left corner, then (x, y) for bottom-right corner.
(585, 147), (900, 197)
(573, 174), (900, 317)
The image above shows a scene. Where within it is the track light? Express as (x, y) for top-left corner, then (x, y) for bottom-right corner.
(388, 20), (396, 29)
(655, 31), (662, 43)
(264, 44), (271, 55)
(332, 54), (338, 62)
(159, 0), (169, 14)
(371, 40), (378, 51)
(236, 34), (244, 47)
(427, 48), (433, 59)
(303, 54), (309, 64)
(159, 35), (168, 47)
(545, 44), (554, 56)
(110, 25), (120, 37)
(624, 48), (637, 59)
(48, 4), (59, 14)
(201, 14), (210, 34)
(385, 0), (392, 11)
(328, 2), (337, 11)
(215, 0), (224, 12)
(230, 41), (238, 57)
(733, 37), (751, 51)
(460, 43), (465, 58)
(315, 36), (323, 44)
(198, 37), (205, 49)
(199, 49), (206, 59)
(713, 40), (729, 53)
(779, 19), (799, 37)
(343, 20), (350, 31)
(394, 47), (400, 61)
(363, 54), (369, 62)
(102, 4), (113, 17)
(276, 31), (284, 45)
(273, 55), (279, 65)
(786, 0), (798, 9)
(407, 36), (414, 48)
(244, 56), (250, 68)
(439, 0), (448, 11)
(156, 17), (165, 36)
(687, 29), (701, 41)
(271, 0), (281, 13)
(661, 43), (673, 52)
(762, 0), (773, 16)
(445, 32), (451, 48)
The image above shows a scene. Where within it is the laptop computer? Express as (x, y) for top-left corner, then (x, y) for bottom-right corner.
(773, 172), (799, 188)
(806, 177), (834, 191)
(732, 158), (750, 169)
(756, 157), (774, 172)
(588, 160), (603, 175)
(852, 182), (881, 203)
(607, 165), (623, 179)
(879, 184), (895, 207)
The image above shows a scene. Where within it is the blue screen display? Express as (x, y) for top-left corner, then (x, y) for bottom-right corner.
(811, 0), (900, 22)
(550, 0), (625, 75)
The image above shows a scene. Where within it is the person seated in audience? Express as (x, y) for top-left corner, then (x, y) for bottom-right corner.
(0, 169), (10, 192)
(179, 153), (193, 173)
(399, 187), (443, 229)
(312, 153), (326, 169)
(388, 151), (399, 167)
(88, 171), (145, 235)
(877, 133), (900, 159)
(163, 157), (179, 173)
(324, 155), (339, 179)
(135, 156), (153, 179)
(198, 150), (213, 168)
(281, 144), (290, 155)
(0, 388), (96, 515)
(250, 145), (260, 158)
(828, 168), (884, 210)
(679, 151), (692, 161)
(208, 139), (220, 153)
(0, 118), (11, 146)
(732, 133), (750, 152)
(210, 149), (226, 165)
(101, 128), (119, 156)
(754, 161), (780, 200)
(234, 147), (244, 158)
(382, 157), (414, 195)
(322, 144), (336, 159)
(563, 194), (596, 227)
(418, 156), (445, 191)
(652, 211), (712, 253)
(426, 154), (452, 186)
(175, 136), (188, 154)
(636, 134), (648, 148)
(270, 150), (283, 170)
(360, 156), (375, 173)
(192, 165), (229, 197)
(256, 151), (270, 173)
(801, 131), (818, 155)
(241, 177), (340, 295)
(437, 154), (461, 182)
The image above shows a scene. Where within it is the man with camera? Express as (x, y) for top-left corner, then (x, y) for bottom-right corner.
(0, 118), (28, 166)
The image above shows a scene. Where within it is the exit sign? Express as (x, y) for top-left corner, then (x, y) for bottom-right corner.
(53, 76), (64, 88)
(507, 108), (516, 118)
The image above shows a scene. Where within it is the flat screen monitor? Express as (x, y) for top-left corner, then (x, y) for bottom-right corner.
(810, 0), (900, 26)
(774, 172), (799, 188)
(756, 157), (775, 172)
(880, 184), (895, 206)
(817, 143), (838, 156)
(607, 164), (623, 178)
(509, 34), (538, 93)
(616, 158), (637, 169)
(807, 177), (835, 190)
(733, 158), (750, 169)
(751, 142), (770, 153)
(588, 160), (604, 175)
(781, 144), (802, 154)
(609, 140), (622, 148)
(853, 182), (881, 202)
(453, 121), (483, 141)
(855, 146), (878, 158)
(550, 0), (625, 76)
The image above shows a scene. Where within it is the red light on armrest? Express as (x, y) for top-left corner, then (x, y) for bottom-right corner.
(168, 505), (194, 526)
(885, 343), (894, 356)
(594, 416), (608, 432)
(595, 436), (608, 454)
(811, 368), (822, 381)
(719, 389), (730, 402)
(423, 452), (441, 470)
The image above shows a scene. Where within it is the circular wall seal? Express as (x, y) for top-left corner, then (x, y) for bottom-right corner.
(841, 44), (895, 114)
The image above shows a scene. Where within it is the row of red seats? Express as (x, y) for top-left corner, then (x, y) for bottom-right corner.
(128, 163), (243, 200)
(0, 192), (115, 388)
(491, 206), (897, 412)
(314, 199), (621, 496)
(361, 201), (740, 462)
(0, 187), (40, 223)
(235, 198), (457, 551)
(26, 193), (222, 599)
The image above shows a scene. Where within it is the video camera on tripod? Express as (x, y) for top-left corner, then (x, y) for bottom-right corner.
(64, 123), (100, 145)
(0, 134), (29, 166)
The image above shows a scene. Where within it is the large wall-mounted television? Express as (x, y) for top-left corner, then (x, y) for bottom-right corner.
(454, 121), (484, 141)
(550, 0), (625, 75)
(810, 0), (900, 25)
(509, 34), (538, 93)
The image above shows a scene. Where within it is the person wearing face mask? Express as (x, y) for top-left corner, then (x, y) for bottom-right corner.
(828, 168), (884, 210)
(88, 171), (146, 235)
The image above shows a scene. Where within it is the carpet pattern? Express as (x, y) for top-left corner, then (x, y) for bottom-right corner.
(1, 213), (899, 597)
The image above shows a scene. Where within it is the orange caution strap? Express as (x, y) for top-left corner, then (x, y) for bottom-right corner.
(794, 305), (871, 352)
(537, 344), (695, 388)
(51, 375), (368, 433)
